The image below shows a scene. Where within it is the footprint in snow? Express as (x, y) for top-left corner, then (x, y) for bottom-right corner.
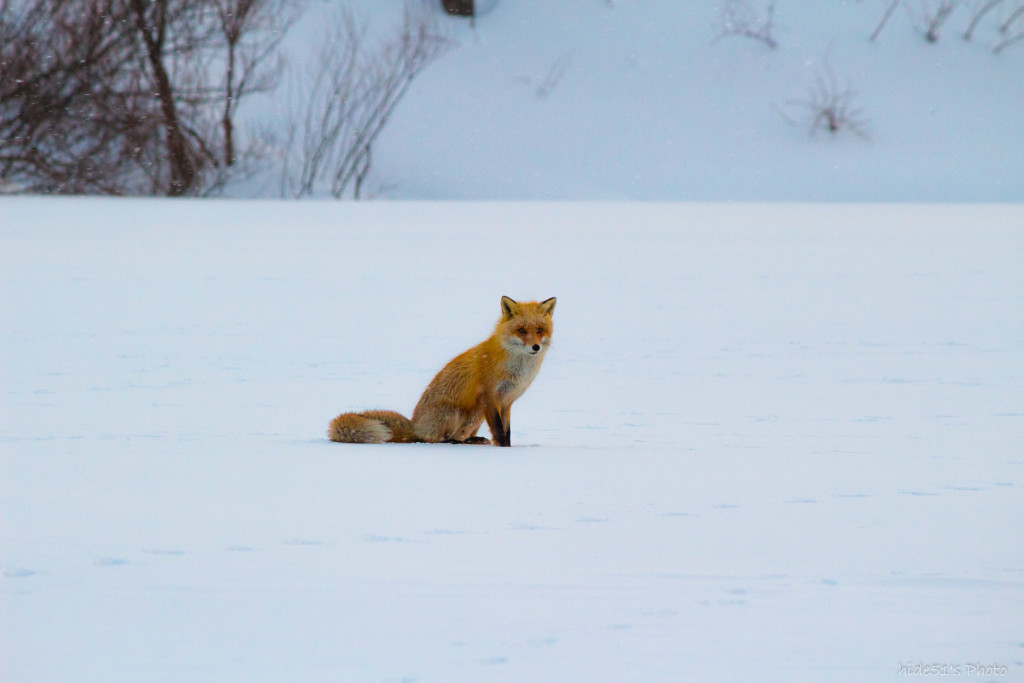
(95, 558), (129, 567)
(282, 538), (322, 546)
(509, 523), (559, 532)
(719, 597), (748, 606)
(527, 636), (559, 647)
(142, 548), (185, 556)
(480, 657), (508, 666)
(4, 567), (39, 578)
(363, 534), (406, 543)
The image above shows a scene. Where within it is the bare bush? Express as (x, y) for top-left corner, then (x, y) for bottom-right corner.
(715, 0), (778, 49)
(0, 0), (153, 194)
(281, 6), (451, 199)
(873, 0), (1024, 49)
(781, 55), (870, 139)
(0, 0), (298, 196)
(965, 0), (1024, 51)
(911, 0), (961, 42)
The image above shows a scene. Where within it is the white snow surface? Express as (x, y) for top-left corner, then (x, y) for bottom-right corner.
(250, 0), (1024, 201)
(2, 198), (1024, 681)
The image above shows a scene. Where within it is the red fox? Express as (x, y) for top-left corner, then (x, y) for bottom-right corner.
(329, 296), (556, 447)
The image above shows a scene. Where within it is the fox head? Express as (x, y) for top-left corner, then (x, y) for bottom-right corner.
(497, 295), (556, 357)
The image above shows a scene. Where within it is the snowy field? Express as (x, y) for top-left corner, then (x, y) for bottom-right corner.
(2, 198), (1023, 682)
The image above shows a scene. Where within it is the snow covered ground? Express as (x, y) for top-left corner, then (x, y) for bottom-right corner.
(254, 0), (1024, 202)
(2, 198), (1023, 681)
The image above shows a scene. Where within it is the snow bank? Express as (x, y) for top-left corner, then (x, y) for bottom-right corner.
(267, 0), (1024, 201)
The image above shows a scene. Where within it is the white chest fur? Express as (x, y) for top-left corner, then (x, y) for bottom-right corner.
(496, 351), (545, 403)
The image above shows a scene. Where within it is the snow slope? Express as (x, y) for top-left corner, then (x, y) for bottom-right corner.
(2, 198), (1022, 681)
(259, 0), (1024, 201)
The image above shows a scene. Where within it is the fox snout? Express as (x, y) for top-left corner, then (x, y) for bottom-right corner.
(526, 338), (552, 355)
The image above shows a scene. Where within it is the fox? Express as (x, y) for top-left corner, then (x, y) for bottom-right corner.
(328, 296), (556, 447)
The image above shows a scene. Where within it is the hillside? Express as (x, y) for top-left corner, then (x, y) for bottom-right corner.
(258, 0), (1024, 201)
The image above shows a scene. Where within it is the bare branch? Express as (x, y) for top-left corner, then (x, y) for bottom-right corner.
(964, 0), (1004, 40)
(994, 24), (1024, 50)
(282, 4), (451, 199)
(871, 0), (902, 41)
(536, 53), (573, 99)
(212, 0), (301, 166)
(904, 0), (961, 42)
(999, 2), (1024, 32)
(925, 0), (959, 41)
(130, 0), (202, 196)
(715, 0), (778, 49)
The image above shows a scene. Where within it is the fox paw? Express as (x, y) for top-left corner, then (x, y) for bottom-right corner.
(446, 436), (491, 445)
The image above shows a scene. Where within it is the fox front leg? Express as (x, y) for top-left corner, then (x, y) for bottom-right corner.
(500, 405), (511, 447)
(485, 405), (511, 447)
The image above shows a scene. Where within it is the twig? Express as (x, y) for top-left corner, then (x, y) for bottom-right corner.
(715, 0), (778, 49)
(999, 3), (1024, 32)
(964, 0), (1004, 40)
(871, 0), (901, 41)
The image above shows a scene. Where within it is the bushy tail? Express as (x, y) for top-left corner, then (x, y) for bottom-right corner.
(328, 410), (419, 444)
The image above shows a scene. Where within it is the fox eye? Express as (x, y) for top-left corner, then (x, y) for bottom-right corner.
(517, 327), (527, 334)
(537, 327), (545, 335)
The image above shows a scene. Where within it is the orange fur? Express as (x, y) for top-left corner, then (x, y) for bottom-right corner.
(328, 296), (556, 447)
(328, 410), (420, 444)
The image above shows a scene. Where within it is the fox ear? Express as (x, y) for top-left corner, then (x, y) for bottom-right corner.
(500, 296), (521, 320)
(539, 297), (557, 316)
